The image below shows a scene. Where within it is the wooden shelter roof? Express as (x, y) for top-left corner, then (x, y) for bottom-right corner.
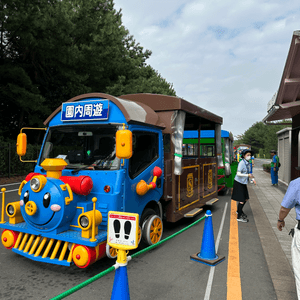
(264, 30), (300, 122)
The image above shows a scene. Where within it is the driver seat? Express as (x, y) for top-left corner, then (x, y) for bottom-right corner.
(94, 137), (115, 160)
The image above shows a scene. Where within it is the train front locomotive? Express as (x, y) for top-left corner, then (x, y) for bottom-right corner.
(20, 174), (77, 233)
(0, 158), (106, 268)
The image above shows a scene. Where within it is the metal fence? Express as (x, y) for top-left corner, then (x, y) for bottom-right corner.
(0, 143), (40, 178)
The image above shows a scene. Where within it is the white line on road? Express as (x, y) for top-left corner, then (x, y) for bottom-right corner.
(0, 182), (21, 188)
(204, 201), (228, 300)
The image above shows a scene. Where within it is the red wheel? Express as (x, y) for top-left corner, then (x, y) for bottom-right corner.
(1, 230), (19, 249)
(72, 244), (103, 268)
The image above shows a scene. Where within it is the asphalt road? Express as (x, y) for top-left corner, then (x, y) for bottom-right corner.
(253, 158), (271, 168)
(0, 181), (278, 300)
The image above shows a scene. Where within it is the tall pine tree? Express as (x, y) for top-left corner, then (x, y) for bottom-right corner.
(0, 0), (175, 140)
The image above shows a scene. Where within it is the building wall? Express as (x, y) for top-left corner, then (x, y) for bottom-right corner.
(277, 128), (291, 184)
(291, 116), (300, 180)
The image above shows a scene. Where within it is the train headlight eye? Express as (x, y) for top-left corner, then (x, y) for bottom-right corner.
(79, 216), (89, 228)
(7, 205), (15, 216)
(43, 193), (51, 208)
(30, 178), (40, 191)
(24, 191), (29, 204)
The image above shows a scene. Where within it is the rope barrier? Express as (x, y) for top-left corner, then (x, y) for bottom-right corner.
(50, 214), (207, 300)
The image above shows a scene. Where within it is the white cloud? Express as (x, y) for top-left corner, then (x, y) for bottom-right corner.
(113, 0), (300, 136)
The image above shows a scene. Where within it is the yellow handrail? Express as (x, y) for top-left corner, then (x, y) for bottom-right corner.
(64, 184), (73, 205)
(0, 188), (6, 224)
(18, 180), (27, 195)
(90, 197), (97, 242)
(20, 127), (47, 133)
(18, 127), (47, 163)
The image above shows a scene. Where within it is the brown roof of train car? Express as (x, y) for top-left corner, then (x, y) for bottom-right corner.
(44, 93), (223, 130)
(44, 93), (165, 128)
(119, 93), (223, 125)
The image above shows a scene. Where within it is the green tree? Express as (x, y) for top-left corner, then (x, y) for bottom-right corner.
(0, 0), (175, 141)
(106, 65), (176, 96)
(241, 121), (291, 157)
(0, 65), (48, 139)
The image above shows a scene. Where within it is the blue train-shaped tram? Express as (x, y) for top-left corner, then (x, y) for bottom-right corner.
(0, 93), (223, 268)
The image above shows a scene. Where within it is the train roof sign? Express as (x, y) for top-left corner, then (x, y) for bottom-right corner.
(61, 99), (109, 122)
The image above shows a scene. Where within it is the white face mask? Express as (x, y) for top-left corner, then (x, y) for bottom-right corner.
(245, 156), (251, 161)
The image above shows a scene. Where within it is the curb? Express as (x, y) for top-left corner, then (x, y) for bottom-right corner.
(0, 176), (25, 185)
(248, 184), (297, 300)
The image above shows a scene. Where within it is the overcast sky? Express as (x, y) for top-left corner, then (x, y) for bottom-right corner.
(113, 0), (299, 138)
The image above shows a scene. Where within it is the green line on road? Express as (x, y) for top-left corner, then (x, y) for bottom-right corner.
(50, 214), (207, 300)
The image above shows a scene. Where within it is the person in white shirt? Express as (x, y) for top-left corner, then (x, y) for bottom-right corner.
(231, 149), (254, 222)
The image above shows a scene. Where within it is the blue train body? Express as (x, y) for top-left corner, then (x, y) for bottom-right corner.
(0, 93), (223, 267)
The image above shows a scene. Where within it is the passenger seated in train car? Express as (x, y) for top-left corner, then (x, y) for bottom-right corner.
(182, 143), (199, 158)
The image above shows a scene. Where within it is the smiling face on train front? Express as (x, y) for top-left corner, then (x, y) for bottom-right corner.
(19, 176), (71, 231)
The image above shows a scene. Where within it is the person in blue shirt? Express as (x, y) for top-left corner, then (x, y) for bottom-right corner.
(277, 178), (300, 298)
(249, 155), (254, 174)
(231, 149), (254, 223)
(270, 150), (279, 186)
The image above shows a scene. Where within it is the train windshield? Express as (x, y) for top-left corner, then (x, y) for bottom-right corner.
(40, 125), (120, 170)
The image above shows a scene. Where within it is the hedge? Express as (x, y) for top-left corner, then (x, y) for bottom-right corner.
(263, 164), (271, 173)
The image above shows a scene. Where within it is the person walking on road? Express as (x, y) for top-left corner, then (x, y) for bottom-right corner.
(231, 149), (254, 223)
(277, 177), (300, 299)
(270, 150), (279, 186)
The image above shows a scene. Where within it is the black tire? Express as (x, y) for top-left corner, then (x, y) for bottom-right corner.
(141, 208), (163, 245)
(140, 208), (156, 230)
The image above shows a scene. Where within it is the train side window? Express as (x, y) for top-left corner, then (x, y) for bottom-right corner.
(183, 144), (188, 156)
(163, 134), (170, 153)
(183, 144), (198, 158)
(201, 145), (215, 157)
(129, 132), (159, 178)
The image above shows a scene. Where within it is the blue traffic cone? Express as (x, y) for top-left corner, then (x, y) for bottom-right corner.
(111, 265), (130, 300)
(190, 210), (225, 266)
